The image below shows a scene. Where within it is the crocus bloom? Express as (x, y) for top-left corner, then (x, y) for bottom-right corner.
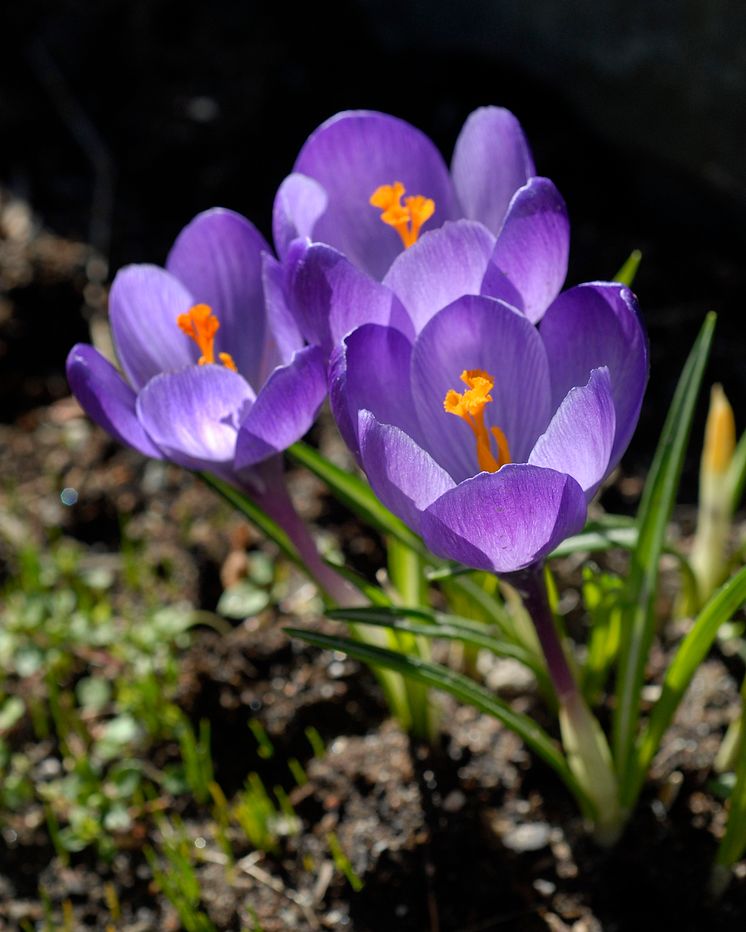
(66, 207), (326, 490)
(287, 174), (571, 360)
(274, 107), (536, 281)
(331, 285), (647, 574)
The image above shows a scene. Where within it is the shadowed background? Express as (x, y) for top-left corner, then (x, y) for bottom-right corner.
(2, 0), (745, 494)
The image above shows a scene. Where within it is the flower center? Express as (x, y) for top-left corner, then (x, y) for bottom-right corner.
(177, 304), (237, 371)
(369, 181), (435, 248)
(444, 369), (511, 473)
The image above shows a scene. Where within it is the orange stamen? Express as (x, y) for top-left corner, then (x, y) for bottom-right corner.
(444, 369), (512, 473)
(177, 304), (237, 371)
(370, 182), (435, 248)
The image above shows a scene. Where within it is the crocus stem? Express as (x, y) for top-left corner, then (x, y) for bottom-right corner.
(249, 472), (364, 608)
(244, 469), (420, 729)
(510, 563), (622, 845)
(512, 564), (576, 701)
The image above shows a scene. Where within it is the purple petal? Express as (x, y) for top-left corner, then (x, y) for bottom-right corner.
(330, 324), (420, 456)
(540, 283), (648, 468)
(411, 295), (552, 480)
(422, 465), (587, 573)
(66, 344), (163, 459)
(288, 242), (412, 355)
(483, 177), (569, 324)
(383, 220), (496, 333)
(294, 110), (459, 279)
(136, 366), (254, 473)
(358, 411), (455, 536)
(478, 263), (525, 311)
(528, 368), (616, 498)
(451, 107), (535, 235)
(109, 264), (196, 391)
(166, 207), (271, 387)
(234, 345), (327, 470)
(273, 173), (328, 259)
(258, 253), (304, 380)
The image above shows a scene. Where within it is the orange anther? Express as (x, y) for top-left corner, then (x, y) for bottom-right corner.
(370, 182), (435, 248)
(444, 369), (511, 473)
(177, 304), (237, 371)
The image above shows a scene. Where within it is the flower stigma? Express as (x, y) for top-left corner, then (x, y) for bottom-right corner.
(177, 304), (237, 371)
(444, 369), (511, 473)
(369, 181), (435, 248)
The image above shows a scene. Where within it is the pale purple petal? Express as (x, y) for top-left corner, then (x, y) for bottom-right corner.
(109, 264), (196, 391)
(330, 324), (420, 456)
(234, 345), (327, 469)
(422, 465), (587, 573)
(383, 220), (496, 333)
(273, 173), (328, 259)
(294, 110), (459, 279)
(540, 283), (648, 468)
(66, 344), (163, 459)
(288, 242), (413, 355)
(136, 366), (254, 473)
(451, 107), (535, 234)
(411, 295), (552, 480)
(528, 368), (615, 498)
(166, 208), (271, 387)
(478, 263), (524, 310)
(483, 177), (569, 324)
(258, 253), (304, 380)
(358, 411), (455, 536)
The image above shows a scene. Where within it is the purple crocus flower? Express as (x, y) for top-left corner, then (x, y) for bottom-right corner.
(66, 207), (326, 491)
(331, 284), (647, 575)
(274, 107), (536, 281)
(287, 174), (571, 360)
(65, 207), (367, 604)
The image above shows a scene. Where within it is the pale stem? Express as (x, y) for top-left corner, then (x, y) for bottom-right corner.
(247, 468), (364, 608)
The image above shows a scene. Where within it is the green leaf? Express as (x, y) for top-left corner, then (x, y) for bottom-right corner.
(550, 523), (638, 558)
(327, 605), (550, 691)
(714, 673), (746, 875)
(552, 522), (698, 599)
(323, 560), (393, 606)
(287, 627), (591, 814)
(613, 249), (642, 287)
(287, 442), (426, 555)
(76, 677), (112, 713)
(0, 696), (25, 733)
(199, 472), (302, 568)
(614, 312), (716, 782)
(727, 428), (746, 514)
(628, 565), (746, 810)
(216, 582), (270, 619)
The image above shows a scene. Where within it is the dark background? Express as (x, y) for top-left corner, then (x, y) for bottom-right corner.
(2, 0), (746, 493)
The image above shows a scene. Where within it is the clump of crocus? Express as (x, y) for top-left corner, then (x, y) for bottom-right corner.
(66, 207), (355, 605)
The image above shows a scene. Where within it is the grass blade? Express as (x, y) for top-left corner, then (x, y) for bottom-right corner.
(328, 606), (550, 690)
(713, 675), (746, 887)
(613, 249), (642, 287)
(627, 564), (746, 810)
(287, 628), (592, 815)
(727, 429), (746, 514)
(613, 312), (716, 781)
